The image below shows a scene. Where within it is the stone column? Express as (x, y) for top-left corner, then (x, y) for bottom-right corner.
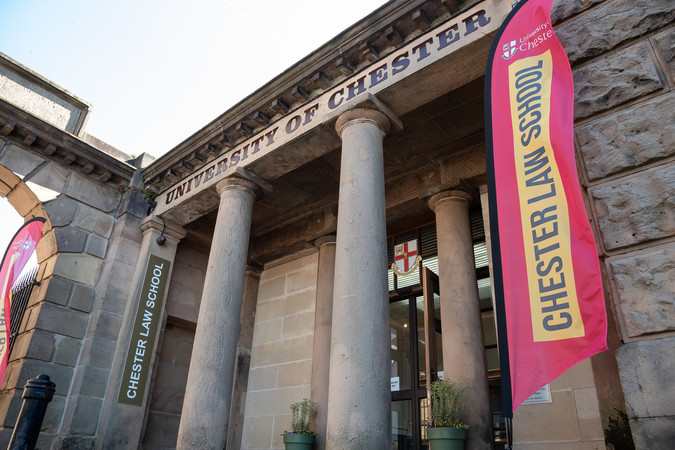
(176, 177), (260, 450)
(326, 109), (391, 449)
(428, 190), (493, 450)
(227, 264), (263, 450)
(311, 236), (336, 450)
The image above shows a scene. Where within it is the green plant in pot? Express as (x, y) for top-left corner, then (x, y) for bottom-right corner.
(426, 379), (468, 450)
(282, 398), (317, 449)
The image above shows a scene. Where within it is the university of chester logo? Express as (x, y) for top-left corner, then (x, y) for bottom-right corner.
(502, 40), (517, 60)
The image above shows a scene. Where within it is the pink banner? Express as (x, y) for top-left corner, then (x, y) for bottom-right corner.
(485, 0), (607, 410)
(0, 217), (44, 383)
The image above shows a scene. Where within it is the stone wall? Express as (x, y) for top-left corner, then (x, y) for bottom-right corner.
(55, 195), (146, 449)
(557, 0), (675, 447)
(513, 359), (605, 449)
(241, 253), (318, 450)
(141, 321), (195, 449)
(164, 244), (208, 324)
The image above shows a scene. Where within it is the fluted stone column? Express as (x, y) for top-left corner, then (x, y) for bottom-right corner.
(326, 109), (391, 449)
(311, 236), (336, 450)
(429, 190), (493, 450)
(177, 177), (260, 449)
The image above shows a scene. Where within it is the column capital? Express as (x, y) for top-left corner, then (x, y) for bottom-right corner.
(216, 176), (261, 199)
(314, 235), (336, 249)
(428, 190), (474, 212)
(140, 215), (187, 242)
(245, 263), (264, 279)
(335, 108), (391, 137)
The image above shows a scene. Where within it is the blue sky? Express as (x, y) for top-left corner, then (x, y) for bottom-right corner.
(0, 0), (389, 258)
(1, 0), (389, 158)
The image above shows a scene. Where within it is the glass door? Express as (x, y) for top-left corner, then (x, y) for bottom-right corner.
(422, 267), (441, 388)
(390, 268), (442, 450)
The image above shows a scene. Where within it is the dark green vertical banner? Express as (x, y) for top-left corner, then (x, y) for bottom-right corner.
(118, 254), (171, 406)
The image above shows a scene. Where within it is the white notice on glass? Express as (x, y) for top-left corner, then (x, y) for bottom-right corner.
(391, 377), (400, 391)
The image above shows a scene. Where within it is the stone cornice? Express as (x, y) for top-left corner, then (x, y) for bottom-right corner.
(0, 51), (91, 136)
(142, 0), (472, 194)
(0, 98), (136, 188)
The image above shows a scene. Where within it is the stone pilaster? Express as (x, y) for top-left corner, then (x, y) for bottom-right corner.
(97, 215), (186, 449)
(326, 109), (391, 449)
(429, 190), (493, 450)
(227, 263), (263, 450)
(311, 236), (336, 450)
(176, 177), (260, 449)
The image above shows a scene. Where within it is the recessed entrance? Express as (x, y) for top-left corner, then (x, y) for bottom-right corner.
(390, 267), (442, 449)
(387, 213), (507, 449)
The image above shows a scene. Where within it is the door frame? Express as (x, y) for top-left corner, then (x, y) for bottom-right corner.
(390, 267), (442, 450)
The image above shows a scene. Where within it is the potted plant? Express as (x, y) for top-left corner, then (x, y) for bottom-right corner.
(426, 379), (468, 450)
(282, 398), (317, 449)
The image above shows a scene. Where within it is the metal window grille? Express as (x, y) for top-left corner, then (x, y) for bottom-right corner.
(8, 267), (39, 358)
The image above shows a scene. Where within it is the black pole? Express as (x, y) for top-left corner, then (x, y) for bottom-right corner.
(8, 374), (56, 450)
(484, 3), (535, 449)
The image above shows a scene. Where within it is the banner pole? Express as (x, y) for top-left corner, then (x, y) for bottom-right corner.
(484, 1), (531, 447)
(486, 45), (515, 450)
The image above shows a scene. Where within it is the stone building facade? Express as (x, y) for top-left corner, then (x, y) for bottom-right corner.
(0, 0), (672, 449)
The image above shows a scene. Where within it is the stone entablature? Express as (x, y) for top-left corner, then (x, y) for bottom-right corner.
(151, 1), (505, 219)
(141, 0), (491, 195)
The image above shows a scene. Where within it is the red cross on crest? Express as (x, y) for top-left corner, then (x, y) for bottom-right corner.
(392, 240), (422, 276)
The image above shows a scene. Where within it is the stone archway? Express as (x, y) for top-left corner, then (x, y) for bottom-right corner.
(0, 163), (54, 263)
(0, 158), (58, 444)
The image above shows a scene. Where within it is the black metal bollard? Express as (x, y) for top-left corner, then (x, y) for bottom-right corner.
(8, 374), (56, 450)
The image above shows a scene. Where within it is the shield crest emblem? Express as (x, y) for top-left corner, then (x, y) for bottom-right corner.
(501, 40), (517, 60)
(391, 240), (422, 276)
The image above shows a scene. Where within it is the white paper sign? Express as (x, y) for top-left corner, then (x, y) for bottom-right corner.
(391, 377), (400, 391)
(522, 383), (552, 405)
